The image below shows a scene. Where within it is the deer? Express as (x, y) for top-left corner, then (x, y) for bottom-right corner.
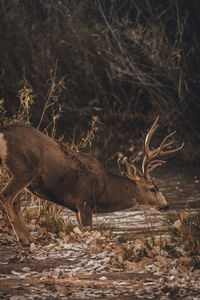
(0, 116), (184, 245)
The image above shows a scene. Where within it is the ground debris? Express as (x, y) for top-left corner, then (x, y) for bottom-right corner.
(0, 229), (200, 299)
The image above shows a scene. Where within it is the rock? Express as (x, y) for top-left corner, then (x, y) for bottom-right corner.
(99, 276), (108, 280)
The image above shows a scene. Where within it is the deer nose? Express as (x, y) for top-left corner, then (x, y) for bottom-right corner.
(159, 204), (169, 211)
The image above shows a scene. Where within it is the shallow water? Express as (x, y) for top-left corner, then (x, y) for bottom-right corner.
(92, 165), (200, 236)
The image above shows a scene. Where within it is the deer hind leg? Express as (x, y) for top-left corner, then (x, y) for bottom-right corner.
(0, 175), (34, 245)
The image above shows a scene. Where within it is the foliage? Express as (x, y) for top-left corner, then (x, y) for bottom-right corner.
(0, 85), (34, 126)
(0, 83), (101, 236)
(167, 211), (200, 258)
(0, 0), (199, 162)
(17, 85), (34, 124)
(0, 0), (200, 248)
(24, 203), (66, 235)
(0, 79), (67, 233)
(137, 210), (200, 267)
(69, 116), (102, 152)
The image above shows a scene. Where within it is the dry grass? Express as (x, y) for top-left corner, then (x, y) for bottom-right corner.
(168, 211), (200, 257)
(0, 1), (199, 162)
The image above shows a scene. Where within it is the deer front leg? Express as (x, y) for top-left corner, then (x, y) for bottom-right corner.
(75, 201), (93, 228)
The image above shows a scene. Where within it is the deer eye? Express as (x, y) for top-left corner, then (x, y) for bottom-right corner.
(150, 187), (156, 193)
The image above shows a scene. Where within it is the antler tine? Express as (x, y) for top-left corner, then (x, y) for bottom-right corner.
(142, 117), (184, 181)
(117, 157), (126, 176)
(123, 157), (138, 179)
(158, 131), (176, 152)
(118, 156), (142, 181)
(150, 132), (176, 157)
(142, 116), (160, 179)
(144, 116), (159, 159)
(158, 131), (184, 156)
(117, 156), (135, 178)
(148, 160), (166, 173)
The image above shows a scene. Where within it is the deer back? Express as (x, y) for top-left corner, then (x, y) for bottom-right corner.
(0, 124), (106, 210)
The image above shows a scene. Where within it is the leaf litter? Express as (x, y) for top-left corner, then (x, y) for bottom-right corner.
(0, 224), (200, 299)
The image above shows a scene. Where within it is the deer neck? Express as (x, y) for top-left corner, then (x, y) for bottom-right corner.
(96, 171), (138, 213)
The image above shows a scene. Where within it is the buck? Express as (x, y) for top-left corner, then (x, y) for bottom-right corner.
(0, 117), (183, 245)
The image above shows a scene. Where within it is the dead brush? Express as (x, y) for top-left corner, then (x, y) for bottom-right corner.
(69, 116), (102, 153)
(142, 209), (168, 249)
(27, 200), (65, 234)
(0, 82), (70, 238)
(167, 211), (200, 257)
(0, 86), (105, 240)
(141, 209), (200, 265)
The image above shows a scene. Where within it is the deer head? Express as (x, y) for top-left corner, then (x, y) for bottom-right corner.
(118, 116), (184, 211)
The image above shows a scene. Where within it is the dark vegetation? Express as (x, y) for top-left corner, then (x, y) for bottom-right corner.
(0, 0), (200, 163)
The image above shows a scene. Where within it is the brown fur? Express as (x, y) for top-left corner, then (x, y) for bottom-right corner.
(0, 124), (168, 245)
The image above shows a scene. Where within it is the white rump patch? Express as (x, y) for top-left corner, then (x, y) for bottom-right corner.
(0, 133), (7, 160)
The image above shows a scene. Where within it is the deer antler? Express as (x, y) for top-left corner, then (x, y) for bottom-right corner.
(142, 116), (184, 181)
(118, 156), (142, 181)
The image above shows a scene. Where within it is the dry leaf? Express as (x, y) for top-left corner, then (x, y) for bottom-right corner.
(180, 211), (189, 222)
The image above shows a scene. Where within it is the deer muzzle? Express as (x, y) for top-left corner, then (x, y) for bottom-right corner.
(159, 204), (169, 211)
(157, 192), (169, 211)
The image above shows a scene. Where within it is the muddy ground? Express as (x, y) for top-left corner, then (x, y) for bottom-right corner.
(0, 227), (200, 300)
